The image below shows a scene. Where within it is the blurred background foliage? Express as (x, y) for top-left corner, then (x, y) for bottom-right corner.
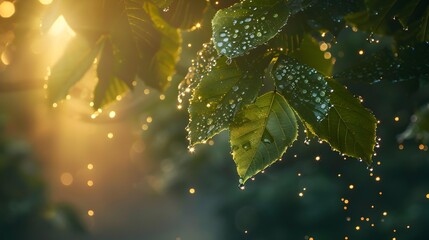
(1, 0), (429, 239)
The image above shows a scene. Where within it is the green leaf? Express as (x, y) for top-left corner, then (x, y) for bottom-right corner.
(270, 55), (332, 124)
(93, 38), (130, 109)
(187, 44), (263, 145)
(212, 0), (308, 58)
(230, 91), (298, 183)
(161, 0), (208, 30)
(306, 80), (377, 164)
(48, 36), (101, 104)
(141, 2), (182, 91)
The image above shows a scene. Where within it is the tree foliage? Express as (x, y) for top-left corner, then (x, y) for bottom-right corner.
(44, 0), (429, 185)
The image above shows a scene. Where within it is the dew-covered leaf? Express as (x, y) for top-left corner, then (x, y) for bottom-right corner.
(187, 45), (264, 145)
(48, 36), (101, 104)
(230, 91), (298, 183)
(307, 80), (377, 164)
(161, 0), (208, 30)
(212, 0), (310, 58)
(93, 38), (130, 109)
(334, 42), (429, 84)
(270, 55), (332, 124)
(178, 43), (218, 105)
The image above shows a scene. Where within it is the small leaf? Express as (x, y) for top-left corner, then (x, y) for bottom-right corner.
(307, 80), (377, 164)
(212, 0), (308, 58)
(93, 38), (129, 109)
(230, 91), (298, 183)
(187, 44), (264, 145)
(270, 55), (332, 124)
(48, 36), (101, 104)
(161, 0), (208, 30)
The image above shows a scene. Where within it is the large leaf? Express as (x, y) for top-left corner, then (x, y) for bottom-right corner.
(187, 51), (264, 145)
(211, 0), (309, 58)
(161, 0), (208, 30)
(306, 80), (377, 164)
(93, 38), (129, 109)
(270, 55), (332, 124)
(48, 36), (101, 104)
(230, 91), (298, 183)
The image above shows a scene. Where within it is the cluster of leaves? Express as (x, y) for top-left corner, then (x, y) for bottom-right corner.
(180, 0), (379, 184)
(45, 0), (209, 109)
(46, 0), (429, 184)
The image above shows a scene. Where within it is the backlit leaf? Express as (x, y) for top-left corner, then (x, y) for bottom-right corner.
(212, 0), (309, 58)
(187, 44), (264, 145)
(230, 91), (298, 183)
(306, 80), (377, 164)
(48, 36), (101, 104)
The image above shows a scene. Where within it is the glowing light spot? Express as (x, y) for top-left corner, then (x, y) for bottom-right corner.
(309, 237), (314, 240)
(39, 0), (53, 5)
(87, 210), (94, 216)
(0, 1), (15, 18)
(87, 180), (94, 187)
(142, 124), (149, 131)
(87, 164), (93, 170)
(1, 51), (10, 65)
(89, 102), (94, 107)
(60, 172), (73, 186)
(109, 111), (116, 119)
(426, 193), (429, 199)
(160, 94), (165, 100)
(195, 23), (201, 28)
(383, 211), (388, 216)
(375, 176), (381, 182)
(146, 116), (153, 123)
(188, 147), (195, 153)
(319, 42), (328, 51)
(144, 89), (150, 95)
(324, 52), (332, 59)
(398, 144), (404, 150)
(349, 184), (354, 190)
(107, 132), (114, 139)
(315, 156), (321, 161)
(48, 15), (75, 36)
(177, 105), (183, 110)
(355, 226), (360, 231)
(344, 199), (349, 204)
(52, 103), (58, 108)
(189, 188), (196, 194)
(419, 144), (425, 150)
(298, 192), (304, 197)
(394, 116), (399, 122)
(358, 50), (364, 55)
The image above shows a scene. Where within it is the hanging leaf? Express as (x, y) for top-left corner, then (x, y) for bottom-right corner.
(161, 0), (208, 30)
(48, 36), (101, 104)
(212, 0), (310, 58)
(230, 91), (298, 183)
(270, 55), (332, 124)
(334, 42), (429, 84)
(93, 38), (129, 109)
(187, 51), (264, 145)
(306, 80), (377, 164)
(345, 0), (429, 42)
(141, 2), (182, 91)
